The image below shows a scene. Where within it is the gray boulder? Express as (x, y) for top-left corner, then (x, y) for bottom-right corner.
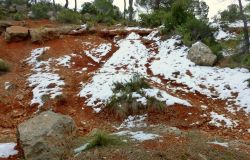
(17, 111), (77, 160)
(0, 21), (13, 34)
(4, 26), (29, 42)
(187, 42), (217, 66)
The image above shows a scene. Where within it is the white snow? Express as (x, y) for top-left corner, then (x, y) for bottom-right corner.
(115, 130), (160, 141)
(4, 82), (11, 90)
(0, 143), (18, 158)
(117, 114), (147, 130)
(150, 37), (250, 112)
(207, 141), (229, 147)
(56, 55), (71, 68)
(209, 112), (238, 128)
(228, 21), (250, 28)
(74, 143), (89, 154)
(26, 47), (65, 107)
(84, 43), (112, 63)
(79, 33), (150, 110)
(27, 72), (65, 106)
(125, 27), (152, 31)
(214, 28), (236, 41)
(143, 88), (191, 107)
(79, 33), (191, 112)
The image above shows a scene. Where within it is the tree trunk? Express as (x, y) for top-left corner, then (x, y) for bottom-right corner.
(124, 0), (126, 19)
(238, 0), (249, 53)
(74, 0), (77, 12)
(64, 0), (68, 8)
(53, 0), (56, 12)
(154, 0), (160, 10)
(128, 0), (133, 21)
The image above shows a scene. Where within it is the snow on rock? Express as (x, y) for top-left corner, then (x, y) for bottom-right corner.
(143, 88), (191, 107)
(114, 130), (160, 142)
(4, 82), (12, 90)
(207, 141), (229, 147)
(117, 114), (147, 130)
(0, 143), (18, 158)
(26, 47), (65, 107)
(84, 43), (112, 63)
(209, 112), (238, 128)
(124, 27), (153, 31)
(150, 37), (250, 112)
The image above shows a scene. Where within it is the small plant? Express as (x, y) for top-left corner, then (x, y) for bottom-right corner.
(112, 75), (150, 94)
(0, 59), (10, 73)
(57, 9), (82, 24)
(86, 131), (123, 150)
(107, 75), (166, 118)
(246, 79), (250, 88)
(12, 12), (25, 21)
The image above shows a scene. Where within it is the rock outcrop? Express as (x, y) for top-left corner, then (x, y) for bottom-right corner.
(30, 25), (80, 42)
(17, 111), (77, 160)
(187, 42), (217, 66)
(4, 26), (29, 42)
(0, 21), (13, 34)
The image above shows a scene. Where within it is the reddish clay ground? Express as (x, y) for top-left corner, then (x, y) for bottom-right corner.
(0, 20), (250, 159)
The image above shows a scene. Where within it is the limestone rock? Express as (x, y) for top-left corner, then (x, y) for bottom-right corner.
(17, 111), (77, 160)
(4, 26), (29, 42)
(187, 42), (217, 66)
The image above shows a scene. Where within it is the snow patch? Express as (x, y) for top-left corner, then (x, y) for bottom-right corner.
(117, 114), (147, 130)
(84, 43), (112, 63)
(26, 47), (65, 107)
(0, 143), (18, 158)
(207, 141), (229, 147)
(56, 55), (71, 68)
(209, 112), (238, 128)
(150, 37), (250, 112)
(114, 130), (160, 142)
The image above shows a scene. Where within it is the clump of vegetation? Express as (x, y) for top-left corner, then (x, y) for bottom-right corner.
(57, 9), (82, 24)
(0, 59), (10, 73)
(139, 10), (169, 27)
(31, 2), (53, 19)
(0, 6), (7, 20)
(107, 75), (165, 118)
(86, 131), (123, 150)
(73, 130), (124, 154)
(222, 54), (250, 70)
(12, 12), (26, 21)
(80, 0), (122, 25)
(220, 4), (241, 23)
(138, 0), (222, 56)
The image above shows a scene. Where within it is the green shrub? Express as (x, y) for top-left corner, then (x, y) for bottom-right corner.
(81, 2), (97, 15)
(12, 12), (25, 21)
(112, 75), (150, 94)
(107, 75), (165, 117)
(221, 53), (250, 70)
(11, 0), (26, 5)
(139, 10), (169, 27)
(0, 6), (7, 19)
(86, 131), (123, 150)
(0, 59), (10, 72)
(31, 2), (53, 19)
(57, 9), (82, 24)
(220, 4), (240, 22)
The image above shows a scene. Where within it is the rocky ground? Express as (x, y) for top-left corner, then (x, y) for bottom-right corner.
(0, 20), (250, 160)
